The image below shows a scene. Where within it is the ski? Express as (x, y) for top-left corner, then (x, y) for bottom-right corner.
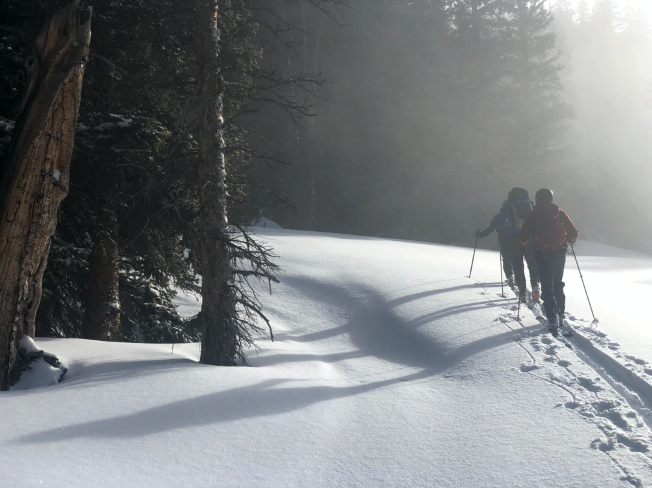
(536, 316), (573, 349)
(511, 286), (573, 349)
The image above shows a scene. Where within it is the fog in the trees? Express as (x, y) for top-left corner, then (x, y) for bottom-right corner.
(252, 0), (652, 254)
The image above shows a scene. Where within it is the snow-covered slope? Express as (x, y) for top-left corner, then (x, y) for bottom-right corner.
(2, 228), (652, 487)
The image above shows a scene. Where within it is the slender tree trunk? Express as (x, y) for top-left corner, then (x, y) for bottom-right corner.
(0, 1), (91, 390)
(84, 201), (120, 341)
(301, 2), (323, 231)
(195, 0), (238, 365)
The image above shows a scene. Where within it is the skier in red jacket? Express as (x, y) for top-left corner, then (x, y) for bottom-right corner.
(519, 189), (578, 336)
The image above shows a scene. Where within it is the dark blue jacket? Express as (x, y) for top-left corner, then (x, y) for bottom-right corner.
(496, 199), (534, 236)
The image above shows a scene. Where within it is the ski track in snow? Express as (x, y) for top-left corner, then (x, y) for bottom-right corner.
(473, 279), (652, 487)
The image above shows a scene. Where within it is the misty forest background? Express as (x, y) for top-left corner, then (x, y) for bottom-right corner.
(264, 0), (652, 251)
(1, 0), (650, 344)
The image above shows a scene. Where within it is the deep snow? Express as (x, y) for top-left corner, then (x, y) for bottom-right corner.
(2, 228), (652, 487)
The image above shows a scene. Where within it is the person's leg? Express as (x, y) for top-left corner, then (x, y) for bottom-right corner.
(510, 235), (526, 299)
(535, 251), (556, 322)
(551, 249), (566, 320)
(500, 233), (513, 278)
(524, 242), (539, 290)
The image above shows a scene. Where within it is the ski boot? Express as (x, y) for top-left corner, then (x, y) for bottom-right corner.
(507, 275), (515, 290)
(559, 316), (573, 337)
(532, 285), (540, 303)
(560, 325), (573, 337)
(548, 316), (559, 337)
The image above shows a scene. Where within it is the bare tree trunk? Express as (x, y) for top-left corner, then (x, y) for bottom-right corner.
(0, 1), (91, 390)
(84, 202), (120, 341)
(195, 0), (238, 366)
(301, 2), (324, 231)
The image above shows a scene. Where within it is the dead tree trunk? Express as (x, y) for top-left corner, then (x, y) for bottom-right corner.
(0, 1), (91, 390)
(195, 0), (238, 366)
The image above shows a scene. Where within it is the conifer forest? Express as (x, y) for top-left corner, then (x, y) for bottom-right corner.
(1, 0), (652, 390)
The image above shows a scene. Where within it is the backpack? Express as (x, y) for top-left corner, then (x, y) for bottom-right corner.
(533, 204), (567, 252)
(507, 187), (532, 231)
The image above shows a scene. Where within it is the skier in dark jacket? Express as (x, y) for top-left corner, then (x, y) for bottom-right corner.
(519, 188), (578, 336)
(475, 213), (513, 287)
(489, 188), (540, 302)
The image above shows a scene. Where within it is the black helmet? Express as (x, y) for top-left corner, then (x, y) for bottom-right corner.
(507, 187), (529, 204)
(535, 188), (554, 204)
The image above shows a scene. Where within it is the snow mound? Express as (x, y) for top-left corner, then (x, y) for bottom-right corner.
(251, 216), (283, 229)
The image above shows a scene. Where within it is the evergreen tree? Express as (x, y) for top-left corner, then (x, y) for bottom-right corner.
(497, 0), (571, 175)
(37, 0), (201, 342)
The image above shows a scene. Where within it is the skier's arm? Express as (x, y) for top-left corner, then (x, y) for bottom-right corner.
(560, 210), (579, 242)
(496, 201), (510, 230)
(477, 213), (500, 238)
(519, 212), (535, 245)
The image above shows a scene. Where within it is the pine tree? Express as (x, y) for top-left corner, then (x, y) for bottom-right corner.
(577, 0), (591, 24)
(496, 0), (571, 176)
(37, 0), (201, 343)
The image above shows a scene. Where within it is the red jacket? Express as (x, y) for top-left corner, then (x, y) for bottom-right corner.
(519, 203), (578, 252)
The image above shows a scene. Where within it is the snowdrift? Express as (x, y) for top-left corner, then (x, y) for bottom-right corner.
(2, 228), (652, 487)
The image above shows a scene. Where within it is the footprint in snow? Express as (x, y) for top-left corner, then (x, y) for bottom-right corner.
(616, 434), (649, 453)
(625, 355), (647, 366)
(541, 337), (553, 345)
(644, 369), (652, 376)
(545, 346), (558, 356)
(520, 364), (539, 372)
(597, 409), (630, 430)
(579, 377), (603, 392)
(557, 360), (571, 368)
(591, 438), (615, 452)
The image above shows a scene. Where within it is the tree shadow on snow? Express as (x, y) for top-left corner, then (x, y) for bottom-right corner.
(13, 370), (437, 443)
(57, 358), (200, 391)
(14, 276), (539, 442)
(274, 276), (523, 371)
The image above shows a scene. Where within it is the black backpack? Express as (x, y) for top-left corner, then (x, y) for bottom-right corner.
(507, 187), (533, 230)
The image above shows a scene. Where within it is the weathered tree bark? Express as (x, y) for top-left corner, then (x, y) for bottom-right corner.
(84, 202), (120, 341)
(0, 1), (91, 390)
(195, 0), (238, 366)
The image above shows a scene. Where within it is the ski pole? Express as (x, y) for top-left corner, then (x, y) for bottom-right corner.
(569, 240), (599, 325)
(498, 234), (504, 297)
(517, 251), (524, 320)
(516, 260), (523, 320)
(469, 229), (479, 278)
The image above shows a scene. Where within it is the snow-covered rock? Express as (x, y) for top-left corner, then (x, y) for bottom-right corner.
(9, 336), (67, 391)
(251, 216), (283, 229)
